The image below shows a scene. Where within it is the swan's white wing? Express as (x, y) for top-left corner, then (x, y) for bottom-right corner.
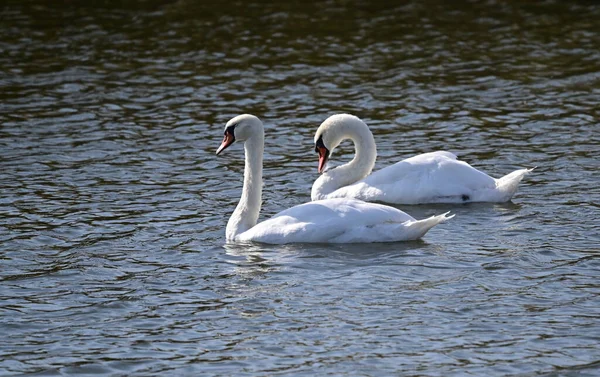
(235, 198), (452, 244)
(328, 151), (498, 204)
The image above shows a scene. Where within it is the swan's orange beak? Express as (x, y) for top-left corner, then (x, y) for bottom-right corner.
(317, 146), (330, 173)
(216, 132), (235, 155)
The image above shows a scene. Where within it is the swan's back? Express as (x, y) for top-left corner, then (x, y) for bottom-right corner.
(236, 198), (452, 244)
(327, 151), (503, 204)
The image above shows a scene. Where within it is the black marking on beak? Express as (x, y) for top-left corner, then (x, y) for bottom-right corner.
(216, 124), (237, 155)
(315, 136), (330, 173)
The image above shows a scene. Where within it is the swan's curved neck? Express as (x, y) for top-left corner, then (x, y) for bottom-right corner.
(226, 133), (264, 240)
(311, 124), (376, 200)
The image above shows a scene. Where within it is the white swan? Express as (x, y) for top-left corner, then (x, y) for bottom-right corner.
(311, 114), (534, 204)
(216, 114), (453, 244)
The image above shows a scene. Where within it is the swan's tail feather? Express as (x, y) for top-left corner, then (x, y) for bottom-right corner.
(402, 212), (454, 240)
(495, 167), (535, 201)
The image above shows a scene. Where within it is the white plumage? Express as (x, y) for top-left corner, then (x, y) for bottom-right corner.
(236, 198), (453, 244)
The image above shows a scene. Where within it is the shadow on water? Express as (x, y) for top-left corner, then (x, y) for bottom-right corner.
(221, 238), (434, 263)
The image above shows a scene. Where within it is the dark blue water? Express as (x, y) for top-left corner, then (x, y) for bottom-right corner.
(1, 1), (599, 375)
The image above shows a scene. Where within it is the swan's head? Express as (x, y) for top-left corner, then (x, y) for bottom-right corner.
(216, 114), (263, 155)
(313, 114), (368, 173)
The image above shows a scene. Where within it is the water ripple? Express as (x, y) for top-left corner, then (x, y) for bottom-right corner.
(1, 0), (600, 376)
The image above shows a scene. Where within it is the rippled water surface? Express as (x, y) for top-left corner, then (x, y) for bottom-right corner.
(1, 0), (599, 375)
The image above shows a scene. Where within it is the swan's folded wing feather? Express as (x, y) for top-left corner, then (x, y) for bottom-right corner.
(335, 151), (498, 204)
(236, 198), (419, 244)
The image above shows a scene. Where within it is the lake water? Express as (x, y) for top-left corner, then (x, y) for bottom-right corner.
(1, 0), (599, 375)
